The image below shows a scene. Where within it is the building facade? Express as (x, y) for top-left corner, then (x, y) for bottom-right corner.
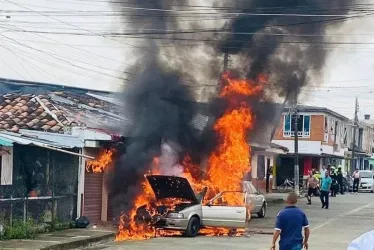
(346, 115), (374, 171)
(272, 105), (350, 185)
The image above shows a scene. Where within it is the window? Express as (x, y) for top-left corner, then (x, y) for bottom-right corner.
(283, 114), (311, 138)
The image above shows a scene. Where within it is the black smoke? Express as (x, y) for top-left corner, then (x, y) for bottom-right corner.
(110, 0), (360, 220)
(109, 0), (204, 219)
(215, 0), (359, 97)
(211, 0), (360, 145)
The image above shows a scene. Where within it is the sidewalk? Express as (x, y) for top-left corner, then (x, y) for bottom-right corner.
(264, 192), (288, 204)
(0, 228), (115, 250)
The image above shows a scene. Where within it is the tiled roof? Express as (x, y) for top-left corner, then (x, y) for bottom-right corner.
(0, 78), (126, 134)
(53, 91), (120, 114)
(0, 94), (77, 133)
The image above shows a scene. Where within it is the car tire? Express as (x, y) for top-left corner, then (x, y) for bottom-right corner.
(257, 203), (266, 218)
(185, 216), (200, 237)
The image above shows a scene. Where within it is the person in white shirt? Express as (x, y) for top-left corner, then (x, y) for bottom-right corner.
(352, 169), (360, 194)
(347, 230), (374, 250)
(320, 165), (327, 186)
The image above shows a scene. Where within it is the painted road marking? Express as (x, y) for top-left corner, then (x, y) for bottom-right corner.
(311, 202), (374, 231)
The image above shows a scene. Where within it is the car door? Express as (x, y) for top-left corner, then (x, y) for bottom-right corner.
(247, 183), (263, 213)
(202, 191), (246, 228)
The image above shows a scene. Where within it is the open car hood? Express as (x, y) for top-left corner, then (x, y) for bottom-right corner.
(146, 175), (199, 204)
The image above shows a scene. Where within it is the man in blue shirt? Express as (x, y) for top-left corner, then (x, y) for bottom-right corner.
(271, 192), (310, 250)
(320, 171), (332, 209)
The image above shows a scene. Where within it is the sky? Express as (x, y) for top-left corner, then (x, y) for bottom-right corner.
(1, 0), (374, 120)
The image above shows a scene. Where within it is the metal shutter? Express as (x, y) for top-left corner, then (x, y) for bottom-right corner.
(84, 172), (103, 223)
(107, 193), (114, 223)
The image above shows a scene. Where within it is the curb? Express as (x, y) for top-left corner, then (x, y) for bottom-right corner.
(40, 233), (115, 250)
(266, 198), (284, 205)
(246, 229), (273, 235)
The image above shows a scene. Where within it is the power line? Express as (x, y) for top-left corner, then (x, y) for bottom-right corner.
(3, 0), (216, 67)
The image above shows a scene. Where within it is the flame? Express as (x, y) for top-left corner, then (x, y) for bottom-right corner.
(86, 149), (115, 173)
(116, 72), (265, 240)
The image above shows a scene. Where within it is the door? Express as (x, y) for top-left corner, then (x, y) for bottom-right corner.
(84, 172), (103, 223)
(202, 191), (246, 228)
(246, 183), (263, 213)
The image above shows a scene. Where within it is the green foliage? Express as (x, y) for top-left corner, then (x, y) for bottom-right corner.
(0, 219), (35, 240)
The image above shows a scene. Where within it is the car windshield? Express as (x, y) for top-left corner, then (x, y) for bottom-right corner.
(360, 172), (373, 178)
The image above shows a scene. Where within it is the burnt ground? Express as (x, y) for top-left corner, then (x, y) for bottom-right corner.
(77, 193), (374, 250)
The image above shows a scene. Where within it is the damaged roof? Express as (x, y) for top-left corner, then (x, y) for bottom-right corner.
(0, 78), (127, 133)
(0, 94), (74, 133)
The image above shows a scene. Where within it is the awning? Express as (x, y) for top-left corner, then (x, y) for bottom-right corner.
(282, 153), (345, 159)
(0, 131), (93, 159)
(0, 138), (13, 147)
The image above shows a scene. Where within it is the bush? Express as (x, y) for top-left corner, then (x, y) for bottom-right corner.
(1, 220), (35, 240)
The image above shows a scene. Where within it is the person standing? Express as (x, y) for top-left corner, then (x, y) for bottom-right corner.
(320, 165), (326, 186)
(330, 169), (338, 197)
(352, 169), (360, 194)
(320, 165), (327, 177)
(320, 171), (332, 209)
(266, 166), (274, 193)
(271, 192), (310, 250)
(337, 167), (344, 195)
(306, 171), (319, 205)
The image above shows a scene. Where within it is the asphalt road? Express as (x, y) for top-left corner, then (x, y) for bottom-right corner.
(80, 193), (374, 250)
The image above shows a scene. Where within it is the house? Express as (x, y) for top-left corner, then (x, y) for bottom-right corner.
(0, 130), (86, 225)
(362, 115), (374, 170)
(247, 102), (289, 192)
(272, 105), (351, 185)
(346, 115), (374, 171)
(0, 78), (124, 224)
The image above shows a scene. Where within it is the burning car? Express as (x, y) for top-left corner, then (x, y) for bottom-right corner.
(138, 175), (267, 237)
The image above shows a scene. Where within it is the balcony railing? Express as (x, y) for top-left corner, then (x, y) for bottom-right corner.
(284, 131), (310, 138)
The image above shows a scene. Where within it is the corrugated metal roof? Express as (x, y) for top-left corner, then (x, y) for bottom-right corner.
(0, 130), (84, 148)
(0, 138), (12, 146)
(18, 129), (84, 148)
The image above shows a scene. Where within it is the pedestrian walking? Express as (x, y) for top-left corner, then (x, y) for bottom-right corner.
(306, 171), (319, 205)
(352, 169), (360, 194)
(337, 167), (344, 195)
(271, 192), (310, 250)
(348, 230), (374, 250)
(320, 171), (332, 209)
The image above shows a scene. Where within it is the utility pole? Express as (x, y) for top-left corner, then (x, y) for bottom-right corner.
(218, 52), (229, 93)
(293, 93), (300, 196)
(351, 97), (359, 173)
(223, 51), (229, 72)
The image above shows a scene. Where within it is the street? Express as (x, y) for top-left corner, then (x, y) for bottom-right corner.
(79, 193), (374, 250)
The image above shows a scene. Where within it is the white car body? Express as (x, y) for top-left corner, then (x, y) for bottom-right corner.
(358, 170), (374, 193)
(144, 175), (267, 237)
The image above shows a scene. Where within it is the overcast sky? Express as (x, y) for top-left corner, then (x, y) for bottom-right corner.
(1, 0), (374, 120)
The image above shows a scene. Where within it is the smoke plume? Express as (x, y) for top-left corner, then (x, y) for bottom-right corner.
(215, 0), (360, 98)
(110, 0), (360, 218)
(110, 0), (205, 217)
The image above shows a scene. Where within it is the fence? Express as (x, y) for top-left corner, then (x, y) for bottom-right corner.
(0, 144), (78, 237)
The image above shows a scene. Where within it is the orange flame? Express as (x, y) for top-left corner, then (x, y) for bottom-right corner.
(86, 149), (115, 173)
(116, 72), (266, 240)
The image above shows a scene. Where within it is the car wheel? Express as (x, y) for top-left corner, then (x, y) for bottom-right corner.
(257, 203), (266, 218)
(185, 216), (200, 237)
